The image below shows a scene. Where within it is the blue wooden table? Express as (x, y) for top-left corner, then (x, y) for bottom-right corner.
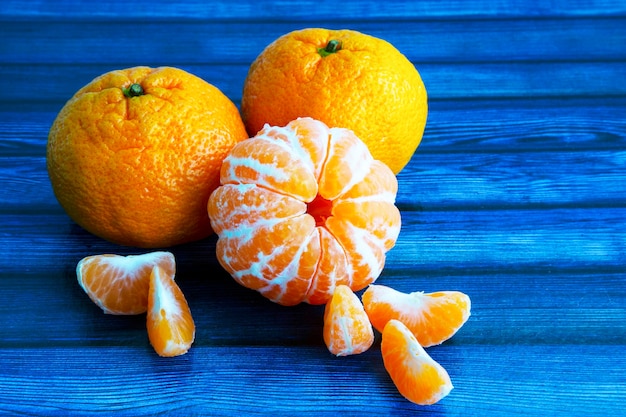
(1, 1), (625, 415)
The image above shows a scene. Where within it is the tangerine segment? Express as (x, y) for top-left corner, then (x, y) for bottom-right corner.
(363, 284), (471, 347)
(260, 118), (330, 181)
(208, 183), (318, 306)
(208, 183), (307, 236)
(334, 159), (401, 251)
(147, 265), (195, 357)
(318, 127), (374, 201)
(220, 135), (318, 202)
(255, 226), (320, 306)
(323, 285), (374, 356)
(303, 227), (349, 305)
(332, 199), (401, 251)
(341, 159), (398, 201)
(325, 217), (387, 292)
(76, 251), (175, 315)
(381, 319), (453, 405)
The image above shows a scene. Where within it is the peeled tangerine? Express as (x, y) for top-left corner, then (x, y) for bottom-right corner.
(208, 117), (401, 306)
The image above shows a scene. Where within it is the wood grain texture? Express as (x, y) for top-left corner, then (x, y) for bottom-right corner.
(4, 150), (625, 212)
(3, 19), (625, 64)
(1, 207), (624, 272)
(1, 16), (625, 104)
(3, 98), (626, 153)
(3, 62), (626, 104)
(1, 262), (624, 346)
(1, 0), (625, 415)
(3, 0), (626, 20)
(0, 345), (623, 416)
(2, 99), (625, 210)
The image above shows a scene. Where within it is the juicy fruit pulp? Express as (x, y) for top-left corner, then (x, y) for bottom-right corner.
(381, 319), (454, 405)
(147, 265), (195, 357)
(76, 251), (176, 315)
(208, 117), (401, 306)
(363, 284), (471, 347)
(323, 285), (374, 356)
(76, 251), (195, 357)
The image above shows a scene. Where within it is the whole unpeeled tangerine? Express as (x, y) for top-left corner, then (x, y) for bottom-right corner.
(47, 66), (248, 248)
(241, 28), (428, 174)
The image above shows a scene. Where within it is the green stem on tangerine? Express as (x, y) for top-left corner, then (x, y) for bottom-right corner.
(318, 39), (342, 57)
(122, 83), (144, 98)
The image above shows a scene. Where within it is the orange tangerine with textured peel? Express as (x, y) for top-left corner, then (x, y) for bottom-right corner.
(323, 285), (374, 356)
(147, 265), (195, 357)
(241, 28), (428, 174)
(47, 66), (248, 248)
(363, 284), (471, 347)
(76, 251), (175, 315)
(208, 117), (401, 306)
(382, 319), (453, 405)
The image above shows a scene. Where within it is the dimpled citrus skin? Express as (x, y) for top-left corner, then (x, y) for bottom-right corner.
(208, 117), (401, 306)
(241, 28), (428, 174)
(47, 66), (248, 248)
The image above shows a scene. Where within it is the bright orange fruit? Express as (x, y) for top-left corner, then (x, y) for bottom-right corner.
(47, 66), (248, 248)
(76, 251), (175, 315)
(147, 265), (195, 357)
(241, 28), (427, 174)
(323, 285), (374, 356)
(208, 117), (401, 306)
(381, 319), (453, 405)
(362, 284), (471, 347)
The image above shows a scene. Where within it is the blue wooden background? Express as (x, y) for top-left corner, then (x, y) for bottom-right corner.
(1, 0), (625, 415)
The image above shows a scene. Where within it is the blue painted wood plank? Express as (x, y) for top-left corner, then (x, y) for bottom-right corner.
(2, 61), (625, 105)
(1, 1), (625, 415)
(0, 345), (623, 415)
(390, 207), (626, 272)
(4, 96), (625, 210)
(3, 19), (625, 65)
(2, 0), (625, 21)
(3, 98), (624, 213)
(1, 266), (623, 346)
(3, 98), (625, 156)
(1, 207), (624, 274)
(2, 147), (625, 213)
(420, 98), (626, 153)
(400, 149), (626, 209)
